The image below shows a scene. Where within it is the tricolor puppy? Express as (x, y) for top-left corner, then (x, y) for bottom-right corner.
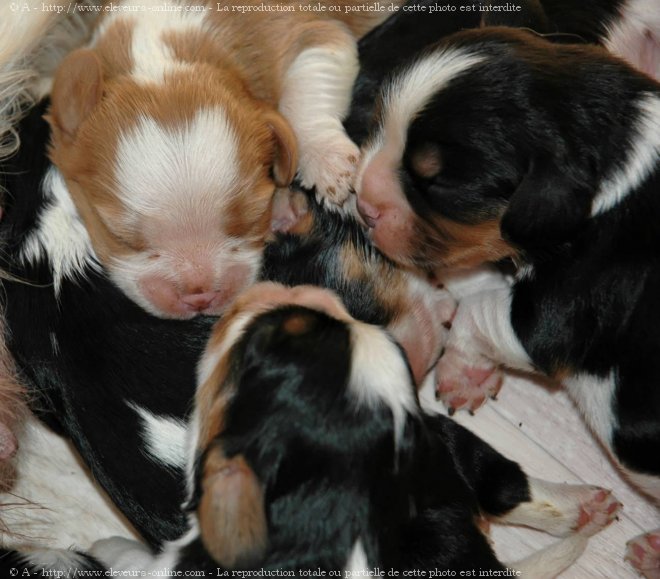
(355, 27), (660, 574)
(64, 282), (618, 577)
(46, 0), (401, 319)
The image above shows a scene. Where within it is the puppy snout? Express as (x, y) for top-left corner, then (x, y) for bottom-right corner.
(181, 291), (220, 312)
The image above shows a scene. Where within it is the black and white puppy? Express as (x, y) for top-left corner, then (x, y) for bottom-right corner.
(355, 26), (660, 574)
(2, 283), (616, 578)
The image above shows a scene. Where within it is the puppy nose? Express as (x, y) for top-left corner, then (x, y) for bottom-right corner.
(181, 292), (218, 312)
(357, 198), (380, 228)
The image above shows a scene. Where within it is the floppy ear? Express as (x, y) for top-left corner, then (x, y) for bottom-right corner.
(500, 158), (591, 251)
(269, 187), (313, 234)
(198, 448), (268, 569)
(263, 110), (298, 187)
(47, 49), (104, 144)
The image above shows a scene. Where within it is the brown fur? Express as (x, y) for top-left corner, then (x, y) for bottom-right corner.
(413, 216), (516, 271)
(198, 447), (268, 568)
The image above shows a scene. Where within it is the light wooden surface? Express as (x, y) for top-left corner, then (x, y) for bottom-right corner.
(419, 374), (660, 578)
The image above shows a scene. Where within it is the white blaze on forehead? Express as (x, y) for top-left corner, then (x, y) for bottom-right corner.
(114, 107), (240, 223)
(348, 322), (418, 450)
(357, 47), (486, 188)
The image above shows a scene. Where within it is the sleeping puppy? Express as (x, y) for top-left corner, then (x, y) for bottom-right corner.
(0, 93), (452, 548)
(355, 27), (660, 575)
(13, 282), (613, 578)
(45, 0), (402, 320)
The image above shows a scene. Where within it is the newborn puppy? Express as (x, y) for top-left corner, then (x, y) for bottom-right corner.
(355, 27), (660, 574)
(52, 283), (618, 577)
(44, 0), (402, 319)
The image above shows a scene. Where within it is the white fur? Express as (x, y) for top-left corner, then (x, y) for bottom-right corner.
(591, 94), (660, 215)
(19, 166), (100, 293)
(509, 534), (589, 579)
(279, 39), (360, 206)
(499, 478), (589, 537)
(109, 107), (265, 317)
(449, 288), (533, 371)
(564, 372), (618, 449)
(349, 322), (418, 450)
(603, 0), (660, 80)
(370, 48), (486, 163)
(0, 414), (137, 550)
(20, 548), (92, 572)
(129, 403), (188, 471)
(114, 107), (239, 223)
(344, 538), (377, 577)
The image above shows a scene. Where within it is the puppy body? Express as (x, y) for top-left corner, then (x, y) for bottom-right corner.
(355, 27), (660, 573)
(44, 0), (400, 320)
(77, 284), (618, 577)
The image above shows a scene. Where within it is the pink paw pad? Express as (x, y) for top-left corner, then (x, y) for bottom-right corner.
(574, 488), (621, 537)
(626, 530), (660, 578)
(435, 350), (502, 415)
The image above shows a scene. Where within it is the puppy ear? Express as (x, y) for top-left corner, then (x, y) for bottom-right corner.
(198, 448), (268, 569)
(500, 158), (591, 251)
(270, 187), (312, 234)
(264, 110), (298, 187)
(48, 49), (104, 144)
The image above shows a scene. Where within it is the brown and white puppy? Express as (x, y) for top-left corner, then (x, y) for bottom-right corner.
(46, 0), (401, 319)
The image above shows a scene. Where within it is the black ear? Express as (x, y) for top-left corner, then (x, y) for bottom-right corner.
(500, 158), (591, 251)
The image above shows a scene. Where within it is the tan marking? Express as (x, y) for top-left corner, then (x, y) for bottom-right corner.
(198, 447), (268, 568)
(282, 312), (316, 336)
(409, 143), (443, 179)
(413, 216), (516, 271)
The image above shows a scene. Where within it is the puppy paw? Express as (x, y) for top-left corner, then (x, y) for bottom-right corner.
(573, 487), (621, 537)
(298, 133), (359, 211)
(626, 530), (660, 578)
(435, 347), (502, 415)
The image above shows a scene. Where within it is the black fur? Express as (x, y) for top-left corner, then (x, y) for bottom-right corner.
(176, 306), (530, 573)
(379, 27), (660, 475)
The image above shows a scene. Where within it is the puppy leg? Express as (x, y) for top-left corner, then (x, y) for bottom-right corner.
(426, 415), (619, 577)
(279, 22), (360, 211)
(435, 287), (532, 414)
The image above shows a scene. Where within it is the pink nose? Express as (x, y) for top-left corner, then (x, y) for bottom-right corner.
(357, 198), (380, 228)
(180, 292), (218, 312)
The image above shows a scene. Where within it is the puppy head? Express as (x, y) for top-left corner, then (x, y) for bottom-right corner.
(189, 282), (419, 567)
(47, 49), (297, 319)
(356, 28), (636, 271)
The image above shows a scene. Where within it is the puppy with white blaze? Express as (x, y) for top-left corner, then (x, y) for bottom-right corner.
(355, 26), (660, 576)
(43, 0), (403, 320)
(0, 283), (620, 577)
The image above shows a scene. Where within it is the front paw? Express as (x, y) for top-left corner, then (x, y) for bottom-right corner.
(573, 487), (621, 537)
(626, 530), (660, 578)
(298, 132), (359, 211)
(435, 347), (502, 415)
